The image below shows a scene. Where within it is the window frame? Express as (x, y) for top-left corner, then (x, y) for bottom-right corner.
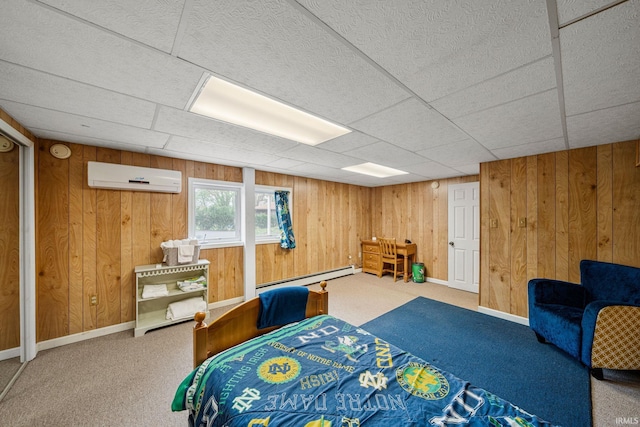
(188, 177), (243, 249)
(255, 185), (293, 244)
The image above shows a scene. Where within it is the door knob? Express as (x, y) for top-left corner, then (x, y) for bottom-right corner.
(449, 241), (454, 247)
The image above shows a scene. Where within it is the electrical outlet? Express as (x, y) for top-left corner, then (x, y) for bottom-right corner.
(490, 219), (498, 228)
(519, 217), (527, 228)
(90, 295), (98, 306)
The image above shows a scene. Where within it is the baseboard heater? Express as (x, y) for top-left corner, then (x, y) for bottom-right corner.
(257, 266), (355, 293)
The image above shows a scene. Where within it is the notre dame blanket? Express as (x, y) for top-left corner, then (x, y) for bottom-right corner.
(172, 315), (557, 426)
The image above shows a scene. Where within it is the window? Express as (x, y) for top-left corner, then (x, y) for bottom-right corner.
(255, 186), (292, 243)
(189, 178), (242, 248)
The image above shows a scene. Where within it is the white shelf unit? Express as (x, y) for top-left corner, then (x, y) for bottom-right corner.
(134, 260), (209, 337)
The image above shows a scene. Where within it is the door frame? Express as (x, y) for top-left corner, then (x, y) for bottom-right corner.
(447, 181), (480, 293)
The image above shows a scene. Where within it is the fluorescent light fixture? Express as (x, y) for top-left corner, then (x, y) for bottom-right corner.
(342, 162), (409, 178)
(190, 76), (351, 145)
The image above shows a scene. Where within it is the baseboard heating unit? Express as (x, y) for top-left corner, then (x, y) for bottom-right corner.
(257, 266), (356, 293)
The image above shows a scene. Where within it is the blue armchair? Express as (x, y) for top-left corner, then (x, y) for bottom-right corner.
(528, 260), (640, 379)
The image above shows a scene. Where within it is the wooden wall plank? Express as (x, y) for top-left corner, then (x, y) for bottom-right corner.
(510, 157), (528, 317)
(131, 153), (151, 268)
(479, 163), (490, 308)
(568, 147), (597, 282)
(82, 146), (97, 332)
(172, 158), (188, 239)
(612, 141), (640, 267)
(537, 153), (556, 278)
(120, 152), (134, 323)
(526, 155), (538, 286)
(555, 151), (569, 281)
(149, 156), (174, 263)
(37, 140), (70, 340)
(95, 149), (121, 328)
(488, 160), (511, 312)
(596, 144), (613, 262)
(293, 177), (309, 274)
(0, 144), (20, 350)
(68, 143), (84, 334)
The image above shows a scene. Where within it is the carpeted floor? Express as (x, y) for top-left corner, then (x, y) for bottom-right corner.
(0, 272), (638, 426)
(361, 296), (590, 427)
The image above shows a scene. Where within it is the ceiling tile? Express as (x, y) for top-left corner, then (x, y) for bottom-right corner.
(0, 1), (202, 108)
(567, 102), (640, 148)
(491, 137), (567, 159)
(38, 0), (186, 53)
(453, 90), (563, 149)
(263, 157), (307, 170)
(453, 164), (480, 176)
(279, 145), (361, 168)
(317, 131), (379, 153)
(0, 100), (168, 148)
(288, 162), (354, 180)
(431, 56), (557, 119)
(0, 61), (156, 128)
(401, 161), (462, 180)
(350, 98), (469, 151)
(299, 0), (552, 101)
(165, 136), (281, 165)
(343, 140), (425, 169)
(556, 0), (619, 25)
(560, 1), (640, 116)
(417, 139), (496, 166)
(177, 0), (409, 124)
(33, 130), (152, 153)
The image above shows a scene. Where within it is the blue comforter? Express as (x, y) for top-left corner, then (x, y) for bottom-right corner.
(173, 315), (556, 426)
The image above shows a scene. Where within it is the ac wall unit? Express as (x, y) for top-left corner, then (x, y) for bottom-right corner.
(87, 161), (182, 193)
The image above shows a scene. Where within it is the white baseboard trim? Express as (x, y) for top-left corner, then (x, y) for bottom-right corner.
(0, 347), (20, 362)
(478, 306), (530, 326)
(24, 267), (358, 354)
(36, 321), (136, 352)
(208, 296), (244, 310)
(426, 277), (448, 286)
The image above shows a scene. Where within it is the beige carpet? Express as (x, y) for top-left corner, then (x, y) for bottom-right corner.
(0, 273), (637, 426)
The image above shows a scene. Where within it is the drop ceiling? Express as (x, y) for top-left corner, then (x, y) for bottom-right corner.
(1, 0), (638, 187)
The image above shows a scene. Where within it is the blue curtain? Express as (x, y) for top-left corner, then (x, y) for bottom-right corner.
(275, 190), (296, 249)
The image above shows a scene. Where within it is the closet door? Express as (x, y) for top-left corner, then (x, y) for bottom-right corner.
(0, 137), (21, 389)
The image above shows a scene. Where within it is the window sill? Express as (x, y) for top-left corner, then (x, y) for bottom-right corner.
(256, 239), (281, 245)
(199, 241), (244, 250)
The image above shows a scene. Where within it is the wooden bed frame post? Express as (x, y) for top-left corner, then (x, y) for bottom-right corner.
(193, 312), (209, 368)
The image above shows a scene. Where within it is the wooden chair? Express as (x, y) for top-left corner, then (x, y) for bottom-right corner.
(378, 238), (404, 282)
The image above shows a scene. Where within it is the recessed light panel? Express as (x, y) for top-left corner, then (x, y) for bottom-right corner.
(190, 76), (351, 145)
(342, 162), (408, 178)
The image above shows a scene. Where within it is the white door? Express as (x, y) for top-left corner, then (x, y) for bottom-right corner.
(447, 182), (480, 293)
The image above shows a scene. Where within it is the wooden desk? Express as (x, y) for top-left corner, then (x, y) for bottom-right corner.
(361, 239), (417, 282)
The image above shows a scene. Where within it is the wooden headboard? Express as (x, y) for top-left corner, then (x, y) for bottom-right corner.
(193, 281), (328, 367)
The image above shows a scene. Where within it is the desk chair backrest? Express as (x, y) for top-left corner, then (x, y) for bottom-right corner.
(379, 238), (398, 260)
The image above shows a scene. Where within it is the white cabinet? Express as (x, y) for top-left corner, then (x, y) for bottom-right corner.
(134, 260), (209, 337)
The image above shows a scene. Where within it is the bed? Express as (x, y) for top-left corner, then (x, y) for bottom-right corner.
(172, 282), (557, 426)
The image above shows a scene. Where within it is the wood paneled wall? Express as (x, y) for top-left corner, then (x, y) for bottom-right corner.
(255, 171), (372, 284)
(35, 140), (245, 342)
(480, 140), (640, 317)
(34, 140), (373, 341)
(370, 175), (479, 281)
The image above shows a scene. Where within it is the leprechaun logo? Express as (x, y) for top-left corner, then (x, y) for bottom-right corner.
(396, 362), (449, 400)
(258, 357), (301, 384)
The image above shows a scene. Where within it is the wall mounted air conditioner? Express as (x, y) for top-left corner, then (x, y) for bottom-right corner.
(87, 161), (182, 193)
